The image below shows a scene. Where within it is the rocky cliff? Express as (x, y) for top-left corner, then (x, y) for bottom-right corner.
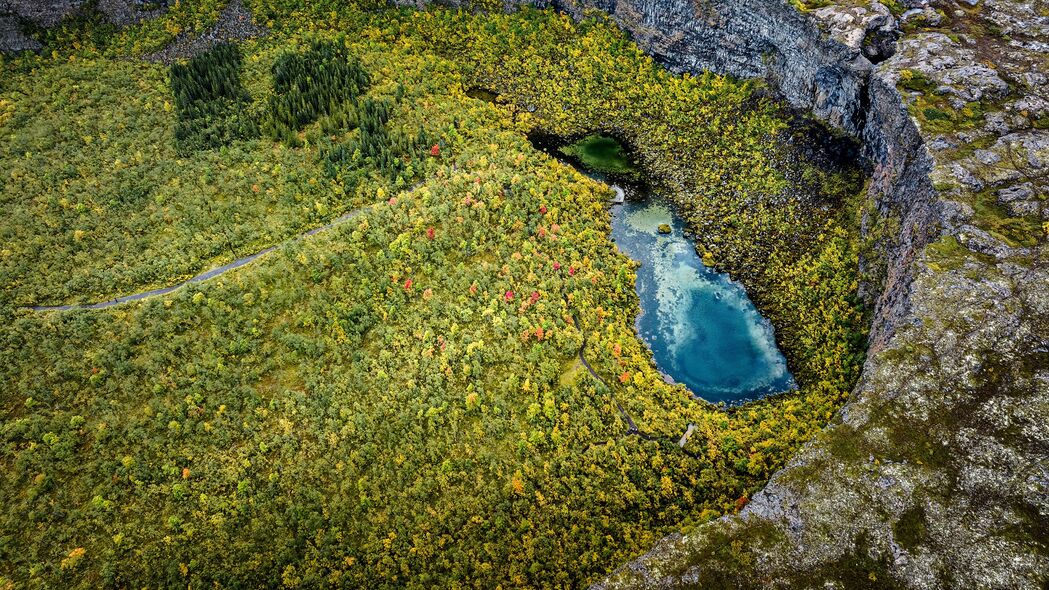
(491, 0), (1046, 586)
(567, 0), (1049, 588)
(2, 0), (1046, 587)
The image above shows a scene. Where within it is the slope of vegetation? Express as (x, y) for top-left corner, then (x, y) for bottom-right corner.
(0, 4), (868, 588)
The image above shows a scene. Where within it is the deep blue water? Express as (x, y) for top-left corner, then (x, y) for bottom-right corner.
(610, 194), (795, 404)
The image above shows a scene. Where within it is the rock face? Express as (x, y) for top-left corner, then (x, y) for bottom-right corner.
(558, 0), (1048, 588)
(0, 0), (167, 53)
(3, 0), (1046, 587)
(0, 12), (39, 53)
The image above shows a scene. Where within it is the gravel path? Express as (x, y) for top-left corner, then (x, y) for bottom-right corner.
(566, 309), (648, 436)
(570, 310), (699, 455)
(27, 207), (365, 312)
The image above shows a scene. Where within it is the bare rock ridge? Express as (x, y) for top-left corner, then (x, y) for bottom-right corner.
(2, 0), (1046, 588)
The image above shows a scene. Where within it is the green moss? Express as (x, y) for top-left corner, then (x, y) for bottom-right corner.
(858, 200), (900, 297)
(884, 410), (954, 468)
(908, 93), (990, 133)
(898, 69), (936, 94)
(968, 189), (1042, 248)
(893, 506), (928, 552)
(791, 0), (832, 11)
(926, 236), (971, 271)
(941, 134), (995, 162)
(922, 107), (951, 121)
(806, 533), (900, 588)
(825, 422), (865, 462)
(672, 519), (790, 584)
(880, 0), (905, 17)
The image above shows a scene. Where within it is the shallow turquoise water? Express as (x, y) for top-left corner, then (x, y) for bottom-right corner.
(610, 195), (795, 404)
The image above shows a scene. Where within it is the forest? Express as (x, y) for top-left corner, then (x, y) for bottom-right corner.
(0, 2), (868, 588)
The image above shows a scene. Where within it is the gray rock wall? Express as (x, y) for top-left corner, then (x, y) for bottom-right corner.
(544, 0), (939, 348)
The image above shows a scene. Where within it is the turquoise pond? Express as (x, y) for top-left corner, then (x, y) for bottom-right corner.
(610, 193), (796, 404)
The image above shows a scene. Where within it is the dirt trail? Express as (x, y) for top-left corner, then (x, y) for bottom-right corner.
(27, 207), (365, 312)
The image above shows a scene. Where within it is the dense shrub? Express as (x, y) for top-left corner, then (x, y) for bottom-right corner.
(0, 6), (869, 589)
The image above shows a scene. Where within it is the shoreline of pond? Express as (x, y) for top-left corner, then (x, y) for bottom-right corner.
(526, 130), (798, 405)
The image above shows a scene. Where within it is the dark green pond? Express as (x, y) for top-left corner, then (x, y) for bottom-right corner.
(559, 134), (637, 177)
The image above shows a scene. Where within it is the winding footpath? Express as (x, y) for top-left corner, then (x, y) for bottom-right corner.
(573, 320), (643, 436)
(568, 308), (700, 454)
(26, 207), (366, 312)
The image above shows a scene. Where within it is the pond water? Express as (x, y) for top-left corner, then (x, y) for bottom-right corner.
(527, 131), (796, 403)
(610, 194), (795, 403)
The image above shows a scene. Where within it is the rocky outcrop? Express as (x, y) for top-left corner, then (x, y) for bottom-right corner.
(0, 0), (167, 53)
(0, 11), (40, 53)
(577, 0), (1049, 587)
